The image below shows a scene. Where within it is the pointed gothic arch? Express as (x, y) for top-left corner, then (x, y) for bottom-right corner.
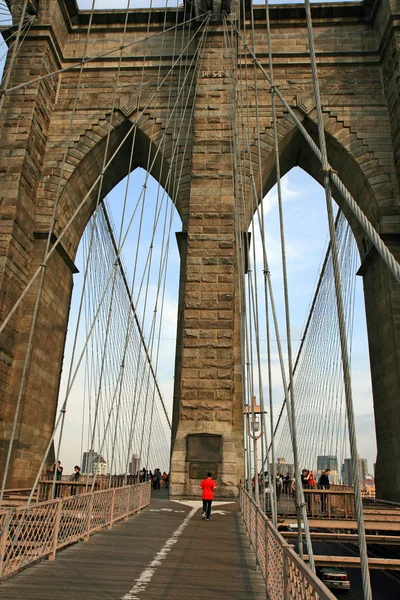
(256, 112), (400, 501)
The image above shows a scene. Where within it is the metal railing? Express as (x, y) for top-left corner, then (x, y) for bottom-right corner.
(239, 486), (336, 600)
(265, 486), (355, 518)
(0, 481), (151, 581)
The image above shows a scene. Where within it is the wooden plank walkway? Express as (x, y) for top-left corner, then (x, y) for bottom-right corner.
(0, 490), (266, 600)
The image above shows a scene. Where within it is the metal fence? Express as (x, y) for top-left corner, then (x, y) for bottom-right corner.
(239, 486), (336, 600)
(265, 487), (355, 518)
(0, 481), (151, 581)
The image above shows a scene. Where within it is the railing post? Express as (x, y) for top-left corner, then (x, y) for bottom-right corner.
(0, 511), (11, 579)
(255, 506), (259, 571)
(108, 489), (116, 529)
(125, 486), (131, 520)
(265, 521), (269, 592)
(85, 494), (94, 541)
(49, 499), (62, 561)
(138, 484), (143, 513)
(283, 547), (289, 600)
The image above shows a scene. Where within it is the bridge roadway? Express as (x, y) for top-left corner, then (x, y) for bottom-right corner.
(0, 489), (265, 600)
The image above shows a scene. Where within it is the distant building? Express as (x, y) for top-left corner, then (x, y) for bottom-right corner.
(128, 454), (140, 476)
(342, 456), (369, 486)
(317, 455), (339, 484)
(359, 458), (368, 482)
(270, 458), (294, 478)
(97, 457), (107, 475)
(82, 449), (107, 475)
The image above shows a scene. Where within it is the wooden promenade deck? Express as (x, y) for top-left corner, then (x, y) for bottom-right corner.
(0, 489), (265, 600)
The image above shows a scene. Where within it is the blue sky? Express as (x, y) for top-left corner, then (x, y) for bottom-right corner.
(0, 0), (376, 475)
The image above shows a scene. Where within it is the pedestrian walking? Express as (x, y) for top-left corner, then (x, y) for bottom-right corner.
(49, 460), (63, 498)
(301, 469), (312, 511)
(318, 468), (331, 512)
(200, 472), (216, 521)
(276, 473), (283, 500)
(283, 472), (291, 496)
(70, 465), (80, 496)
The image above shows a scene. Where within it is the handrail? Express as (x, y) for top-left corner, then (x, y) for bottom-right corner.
(239, 486), (336, 600)
(0, 481), (151, 581)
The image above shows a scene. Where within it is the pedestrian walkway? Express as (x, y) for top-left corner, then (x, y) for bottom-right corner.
(0, 490), (265, 600)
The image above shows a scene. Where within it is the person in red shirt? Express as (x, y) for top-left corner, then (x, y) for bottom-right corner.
(200, 472), (216, 521)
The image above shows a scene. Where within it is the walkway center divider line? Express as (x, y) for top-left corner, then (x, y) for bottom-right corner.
(121, 506), (198, 600)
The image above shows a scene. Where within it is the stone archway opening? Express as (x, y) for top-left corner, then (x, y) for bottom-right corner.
(57, 166), (181, 477)
(256, 117), (400, 500)
(248, 165), (375, 486)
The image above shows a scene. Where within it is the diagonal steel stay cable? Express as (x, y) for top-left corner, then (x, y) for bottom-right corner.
(101, 205), (172, 429)
(244, 1), (269, 512)
(74, 0), (148, 488)
(277, 221), (342, 460)
(0, 13), (210, 340)
(123, 16), (212, 471)
(0, 0), (97, 503)
(142, 12), (211, 467)
(0, 0), (29, 116)
(78, 0), (141, 480)
(226, 15), (256, 493)
(284, 220), (355, 471)
(25, 14), (209, 500)
(0, 3), (32, 500)
(225, 16), (251, 489)
(236, 3), (258, 496)
(277, 224), (349, 469)
(0, 13), (35, 68)
(227, 12), (312, 557)
(262, 0), (297, 531)
(52, 0), (113, 499)
(0, 10), (208, 98)
(144, 200), (174, 469)
(236, 92), (316, 569)
(302, 0), (372, 594)
(225, 15), (400, 288)
(88, 8), (209, 478)
(242, 13), (264, 509)
(229, 18), (392, 577)
(267, 211), (343, 456)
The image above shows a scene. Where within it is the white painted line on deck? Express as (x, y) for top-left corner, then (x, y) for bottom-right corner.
(121, 506), (198, 600)
(171, 500), (234, 508)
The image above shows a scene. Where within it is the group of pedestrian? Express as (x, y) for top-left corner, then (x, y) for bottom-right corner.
(259, 468), (331, 514)
(301, 468), (331, 512)
(138, 468), (169, 489)
(48, 461), (81, 498)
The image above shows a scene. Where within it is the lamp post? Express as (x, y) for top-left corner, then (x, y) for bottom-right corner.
(245, 396), (266, 506)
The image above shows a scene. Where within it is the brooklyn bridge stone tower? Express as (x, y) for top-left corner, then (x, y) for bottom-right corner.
(1, 0), (400, 501)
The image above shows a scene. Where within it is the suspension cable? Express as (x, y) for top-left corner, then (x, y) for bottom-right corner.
(302, 0), (372, 594)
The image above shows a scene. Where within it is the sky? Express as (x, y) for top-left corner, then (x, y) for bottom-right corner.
(0, 0), (376, 477)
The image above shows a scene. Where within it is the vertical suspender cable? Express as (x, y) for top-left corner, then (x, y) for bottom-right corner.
(262, 0), (312, 561)
(302, 0), (372, 595)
